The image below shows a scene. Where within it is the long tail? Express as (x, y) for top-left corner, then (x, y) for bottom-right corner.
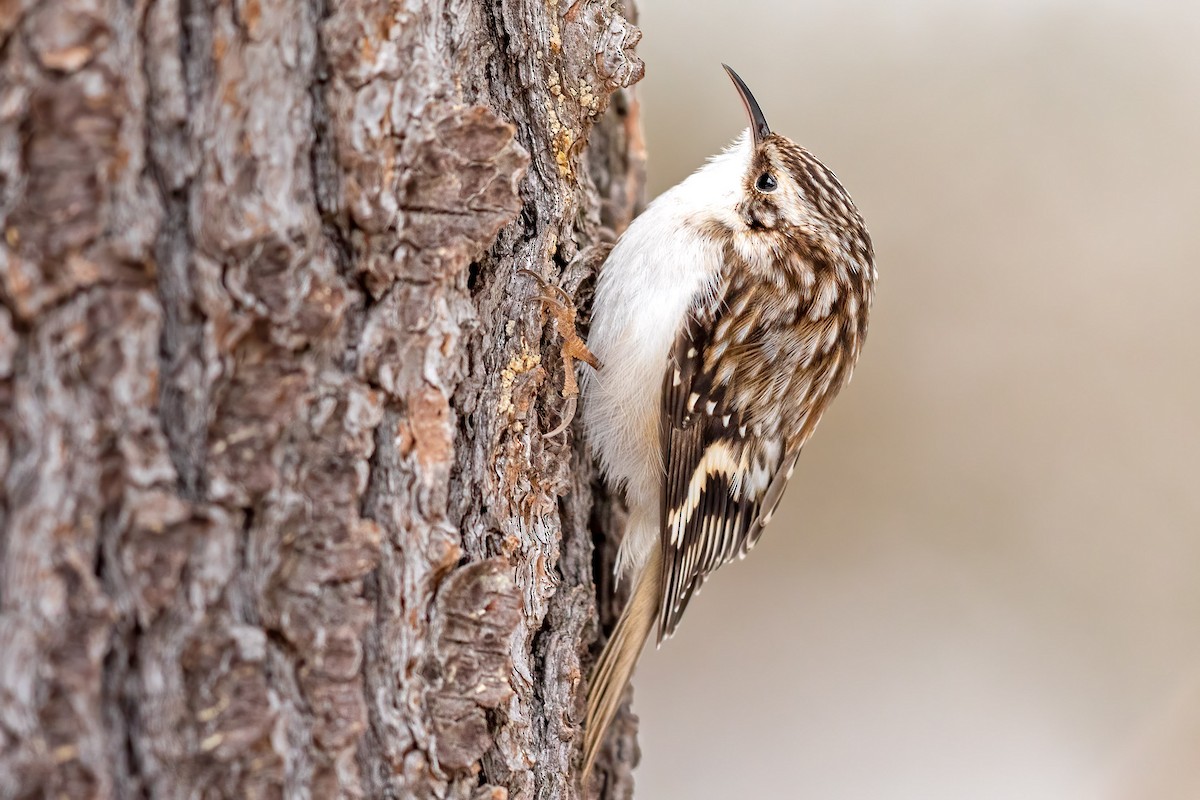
(583, 544), (662, 780)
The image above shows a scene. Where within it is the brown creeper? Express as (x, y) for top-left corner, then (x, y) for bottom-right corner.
(580, 65), (877, 776)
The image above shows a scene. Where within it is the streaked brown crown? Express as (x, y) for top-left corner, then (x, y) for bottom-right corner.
(738, 133), (874, 279)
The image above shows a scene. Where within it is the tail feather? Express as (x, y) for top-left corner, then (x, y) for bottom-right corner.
(583, 545), (662, 780)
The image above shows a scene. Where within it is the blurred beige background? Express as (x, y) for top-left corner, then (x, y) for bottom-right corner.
(629, 2), (1200, 798)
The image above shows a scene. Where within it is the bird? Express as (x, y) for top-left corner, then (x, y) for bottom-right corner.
(574, 65), (877, 778)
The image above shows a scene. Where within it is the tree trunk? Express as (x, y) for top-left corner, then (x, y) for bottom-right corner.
(0, 0), (646, 797)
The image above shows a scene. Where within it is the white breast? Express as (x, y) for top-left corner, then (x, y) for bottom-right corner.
(582, 132), (751, 522)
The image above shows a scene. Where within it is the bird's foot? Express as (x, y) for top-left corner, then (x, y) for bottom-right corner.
(518, 269), (601, 438)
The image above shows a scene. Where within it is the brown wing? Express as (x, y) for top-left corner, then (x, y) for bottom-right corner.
(658, 300), (793, 641)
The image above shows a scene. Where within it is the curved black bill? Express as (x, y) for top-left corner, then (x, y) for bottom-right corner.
(722, 64), (771, 145)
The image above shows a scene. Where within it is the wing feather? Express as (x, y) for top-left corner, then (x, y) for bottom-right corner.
(658, 297), (793, 641)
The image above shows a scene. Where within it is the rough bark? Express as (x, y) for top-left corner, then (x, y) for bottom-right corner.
(0, 0), (646, 797)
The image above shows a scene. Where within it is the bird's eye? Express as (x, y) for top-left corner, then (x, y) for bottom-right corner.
(755, 172), (778, 193)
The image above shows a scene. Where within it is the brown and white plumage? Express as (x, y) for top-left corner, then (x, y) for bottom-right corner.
(580, 66), (876, 778)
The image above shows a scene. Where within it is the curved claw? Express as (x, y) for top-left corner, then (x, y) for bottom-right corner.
(534, 294), (570, 316)
(518, 269), (573, 315)
(539, 281), (573, 308)
(543, 395), (577, 439)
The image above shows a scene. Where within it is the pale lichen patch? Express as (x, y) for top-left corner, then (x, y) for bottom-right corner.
(543, 95), (575, 179)
(498, 340), (542, 416)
